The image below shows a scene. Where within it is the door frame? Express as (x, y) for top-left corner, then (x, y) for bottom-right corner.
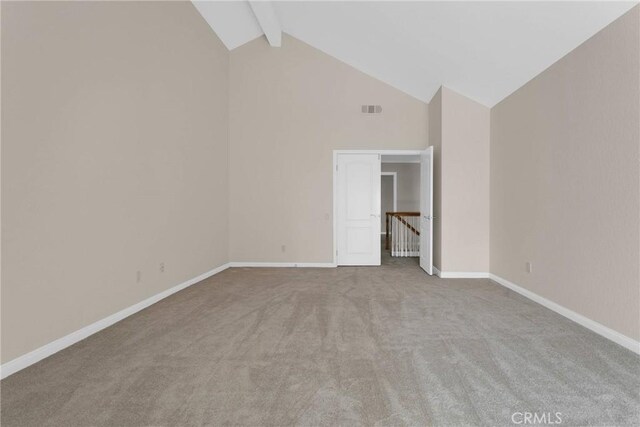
(419, 146), (434, 275)
(333, 149), (424, 266)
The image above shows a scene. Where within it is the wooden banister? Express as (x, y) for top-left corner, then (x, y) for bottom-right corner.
(385, 212), (420, 250)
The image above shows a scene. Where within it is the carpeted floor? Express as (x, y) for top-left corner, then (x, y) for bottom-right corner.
(1, 260), (639, 426)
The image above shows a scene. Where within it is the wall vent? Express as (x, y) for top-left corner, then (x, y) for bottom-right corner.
(361, 105), (382, 114)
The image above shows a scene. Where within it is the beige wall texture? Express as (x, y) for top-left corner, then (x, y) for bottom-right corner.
(382, 163), (420, 212)
(1, 1), (230, 363)
(490, 6), (640, 341)
(381, 175), (394, 231)
(229, 34), (428, 263)
(429, 87), (490, 273)
(441, 88), (491, 273)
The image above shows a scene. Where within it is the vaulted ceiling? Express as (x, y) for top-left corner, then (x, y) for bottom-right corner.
(193, 1), (637, 106)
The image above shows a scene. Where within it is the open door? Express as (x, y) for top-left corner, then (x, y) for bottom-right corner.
(336, 153), (381, 265)
(420, 146), (434, 274)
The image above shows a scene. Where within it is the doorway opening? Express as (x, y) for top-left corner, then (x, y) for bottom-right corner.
(381, 156), (420, 267)
(333, 148), (434, 274)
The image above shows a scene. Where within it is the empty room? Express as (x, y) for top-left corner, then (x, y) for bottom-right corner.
(1, 1), (639, 426)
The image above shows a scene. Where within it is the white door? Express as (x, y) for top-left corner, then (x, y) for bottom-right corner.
(420, 146), (434, 274)
(336, 153), (381, 265)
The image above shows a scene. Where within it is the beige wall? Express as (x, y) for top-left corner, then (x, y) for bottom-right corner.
(429, 87), (490, 273)
(1, 1), (230, 363)
(229, 34), (428, 263)
(381, 175), (394, 231)
(490, 6), (640, 340)
(441, 88), (491, 273)
(428, 89), (443, 269)
(382, 163), (421, 212)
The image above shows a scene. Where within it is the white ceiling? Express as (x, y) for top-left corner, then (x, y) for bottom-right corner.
(194, 1), (638, 106)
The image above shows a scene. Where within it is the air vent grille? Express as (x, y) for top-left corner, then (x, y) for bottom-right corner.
(361, 105), (382, 114)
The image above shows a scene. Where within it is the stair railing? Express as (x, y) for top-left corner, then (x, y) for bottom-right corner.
(385, 212), (420, 257)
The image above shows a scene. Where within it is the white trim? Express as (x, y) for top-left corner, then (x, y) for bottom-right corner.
(489, 274), (640, 355)
(229, 262), (336, 268)
(333, 151), (337, 265)
(335, 149), (424, 156)
(381, 160), (421, 164)
(6, 263), (636, 381)
(437, 271), (490, 279)
(432, 267), (489, 279)
(391, 251), (420, 257)
(0, 263), (231, 380)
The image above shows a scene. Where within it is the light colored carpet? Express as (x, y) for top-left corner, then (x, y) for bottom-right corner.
(1, 262), (639, 426)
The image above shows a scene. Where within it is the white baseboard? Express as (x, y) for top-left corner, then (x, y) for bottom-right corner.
(434, 268), (489, 279)
(229, 262), (337, 268)
(391, 251), (420, 257)
(0, 263), (231, 380)
(489, 274), (640, 355)
(5, 263), (636, 380)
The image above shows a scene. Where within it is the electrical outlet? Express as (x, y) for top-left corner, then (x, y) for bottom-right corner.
(159, 262), (165, 273)
(526, 262), (533, 274)
(281, 245), (286, 253)
(136, 270), (142, 283)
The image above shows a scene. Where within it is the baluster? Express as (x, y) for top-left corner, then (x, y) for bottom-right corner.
(409, 217), (415, 256)
(393, 216), (395, 256)
(402, 216), (406, 256)
(411, 216), (416, 256)
(405, 217), (413, 256)
(415, 215), (418, 255)
(397, 215), (400, 256)
(399, 216), (402, 256)
(406, 216), (408, 257)
(392, 216), (396, 256)
(397, 216), (399, 256)
(395, 215), (399, 256)
(406, 217), (409, 256)
(413, 216), (416, 254)
(417, 216), (420, 254)
(398, 216), (400, 256)
(403, 216), (406, 257)
(410, 216), (414, 255)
